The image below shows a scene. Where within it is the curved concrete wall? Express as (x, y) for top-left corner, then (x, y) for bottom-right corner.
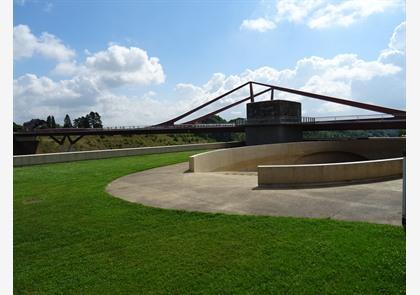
(189, 138), (405, 172)
(258, 158), (403, 187)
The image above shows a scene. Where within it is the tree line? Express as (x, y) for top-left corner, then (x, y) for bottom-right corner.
(14, 112), (103, 131)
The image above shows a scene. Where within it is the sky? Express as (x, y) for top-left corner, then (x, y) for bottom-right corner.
(13, 0), (406, 126)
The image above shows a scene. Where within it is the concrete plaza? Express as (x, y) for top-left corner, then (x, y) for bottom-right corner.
(106, 162), (403, 225)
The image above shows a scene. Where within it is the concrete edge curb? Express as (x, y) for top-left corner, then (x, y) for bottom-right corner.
(14, 141), (245, 167)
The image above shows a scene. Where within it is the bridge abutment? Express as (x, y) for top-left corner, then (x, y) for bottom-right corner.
(245, 100), (303, 145)
(13, 136), (39, 155)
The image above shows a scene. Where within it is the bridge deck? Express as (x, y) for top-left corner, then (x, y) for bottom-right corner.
(14, 117), (405, 137)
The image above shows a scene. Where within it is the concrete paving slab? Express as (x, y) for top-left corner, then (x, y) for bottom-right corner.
(106, 162), (403, 225)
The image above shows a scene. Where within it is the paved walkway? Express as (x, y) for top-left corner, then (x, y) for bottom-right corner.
(106, 162), (403, 225)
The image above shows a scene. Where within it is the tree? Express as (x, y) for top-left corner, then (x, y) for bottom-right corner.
(201, 115), (232, 142)
(228, 117), (246, 125)
(88, 111), (103, 128)
(22, 119), (48, 131)
(73, 112), (103, 128)
(201, 115), (227, 124)
(13, 122), (23, 132)
(46, 115), (57, 128)
(63, 114), (73, 128)
(73, 116), (90, 128)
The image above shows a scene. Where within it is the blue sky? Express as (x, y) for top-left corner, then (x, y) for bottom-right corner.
(13, 0), (406, 126)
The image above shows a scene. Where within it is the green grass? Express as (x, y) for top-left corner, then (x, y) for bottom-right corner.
(14, 151), (405, 294)
(36, 134), (216, 153)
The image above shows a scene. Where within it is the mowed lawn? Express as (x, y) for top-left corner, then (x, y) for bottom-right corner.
(14, 151), (405, 294)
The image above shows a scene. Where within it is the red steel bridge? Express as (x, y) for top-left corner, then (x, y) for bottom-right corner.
(14, 81), (405, 147)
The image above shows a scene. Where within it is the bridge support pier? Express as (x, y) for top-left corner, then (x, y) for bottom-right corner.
(245, 100), (303, 145)
(13, 136), (39, 155)
(50, 135), (84, 152)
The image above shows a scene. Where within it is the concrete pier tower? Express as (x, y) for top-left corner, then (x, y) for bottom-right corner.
(245, 100), (303, 145)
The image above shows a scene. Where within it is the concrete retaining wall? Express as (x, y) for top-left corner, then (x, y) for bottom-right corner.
(258, 158), (403, 187)
(14, 141), (244, 167)
(189, 138), (405, 172)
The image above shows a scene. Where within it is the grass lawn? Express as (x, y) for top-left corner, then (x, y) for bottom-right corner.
(14, 151), (405, 294)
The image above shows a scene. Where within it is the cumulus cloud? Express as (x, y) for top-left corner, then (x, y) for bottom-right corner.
(84, 45), (165, 88)
(13, 22), (405, 126)
(276, 0), (324, 23)
(14, 25), (165, 87)
(14, 74), (99, 108)
(241, 0), (403, 31)
(94, 92), (180, 126)
(13, 25), (75, 61)
(13, 25), (167, 125)
(14, 50), (166, 124)
(166, 22), (405, 121)
(240, 18), (277, 32)
(378, 21), (406, 67)
(13, 73), (100, 124)
(352, 21), (405, 111)
(307, 0), (401, 29)
(168, 51), (403, 120)
(14, 74), (177, 126)
(388, 21), (406, 51)
(51, 61), (80, 76)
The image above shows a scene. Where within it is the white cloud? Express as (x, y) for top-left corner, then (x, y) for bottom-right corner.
(13, 73), (99, 125)
(308, 0), (401, 29)
(51, 61), (80, 76)
(168, 50), (402, 120)
(276, 0), (324, 23)
(13, 25), (166, 125)
(166, 21), (405, 121)
(352, 21), (405, 111)
(14, 74), (99, 107)
(95, 92), (178, 126)
(388, 21), (406, 51)
(379, 21), (405, 66)
(41, 44), (166, 86)
(13, 22), (405, 126)
(84, 45), (165, 88)
(241, 0), (403, 31)
(240, 18), (277, 32)
(13, 25), (75, 61)
(13, 25), (167, 125)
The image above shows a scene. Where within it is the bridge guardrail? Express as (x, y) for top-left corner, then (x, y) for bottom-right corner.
(15, 114), (404, 136)
(311, 114), (395, 122)
(100, 115), (396, 130)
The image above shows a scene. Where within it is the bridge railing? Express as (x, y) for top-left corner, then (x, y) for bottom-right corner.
(103, 125), (152, 130)
(100, 114), (397, 130)
(245, 116), (315, 125)
(310, 114), (395, 122)
(102, 123), (238, 130)
(28, 114), (400, 133)
(162, 123), (237, 128)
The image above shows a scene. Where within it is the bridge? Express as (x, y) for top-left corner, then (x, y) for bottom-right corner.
(14, 81), (405, 153)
